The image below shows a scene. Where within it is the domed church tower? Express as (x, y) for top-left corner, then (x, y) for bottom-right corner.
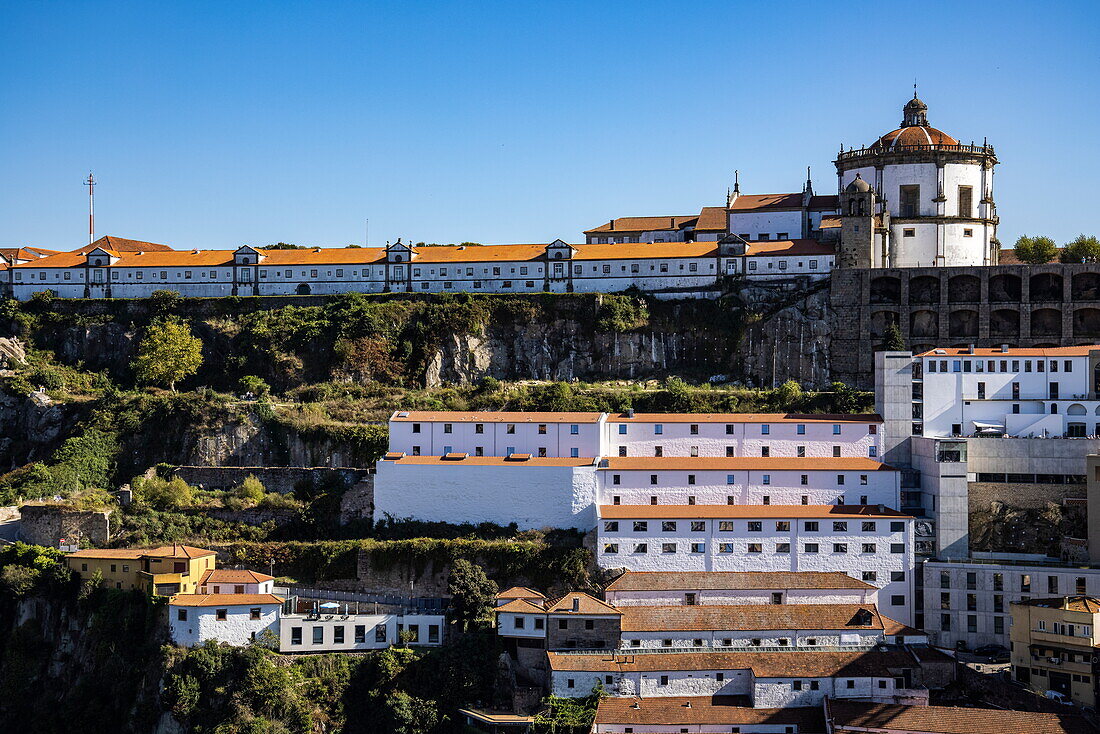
(835, 93), (998, 268)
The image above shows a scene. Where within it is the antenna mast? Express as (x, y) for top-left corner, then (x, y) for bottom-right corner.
(84, 172), (96, 244)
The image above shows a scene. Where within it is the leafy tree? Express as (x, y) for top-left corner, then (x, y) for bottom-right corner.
(383, 691), (439, 734)
(266, 242), (307, 250)
(775, 380), (803, 408)
(663, 376), (695, 412)
(132, 475), (195, 509)
(534, 688), (604, 728)
(234, 474), (266, 504)
(133, 318), (203, 391)
(882, 322), (906, 351)
(1060, 234), (1100, 263)
(447, 558), (498, 631)
(149, 289), (182, 313)
(238, 375), (271, 397)
(1013, 235), (1058, 264)
(830, 381), (863, 414)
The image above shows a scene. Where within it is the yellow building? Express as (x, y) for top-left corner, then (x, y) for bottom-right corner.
(66, 545), (217, 595)
(1010, 595), (1099, 706)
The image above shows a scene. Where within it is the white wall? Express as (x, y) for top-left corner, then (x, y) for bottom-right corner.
(388, 417), (603, 458)
(279, 613), (444, 651)
(170, 603), (280, 647)
(605, 587), (879, 607)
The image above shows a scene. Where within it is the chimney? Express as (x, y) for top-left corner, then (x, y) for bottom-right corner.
(967, 344), (975, 354)
(609, 219), (614, 231)
(626, 408), (635, 418)
(877, 504), (885, 514)
(571, 596), (579, 612)
(683, 701), (692, 708)
(1001, 344), (1010, 353)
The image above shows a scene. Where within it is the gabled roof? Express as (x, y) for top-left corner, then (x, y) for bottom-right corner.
(66, 548), (145, 559)
(746, 239), (834, 257)
(497, 586), (546, 600)
(547, 648), (919, 677)
(67, 544), (214, 560)
(618, 604), (885, 632)
(199, 569), (274, 585)
(495, 598), (547, 614)
(728, 193), (804, 211)
(546, 592), (620, 615)
(584, 216), (699, 235)
(169, 593), (283, 607)
(604, 571), (875, 592)
(72, 236), (174, 254)
(598, 504), (910, 520)
(1015, 595), (1100, 613)
(594, 697), (823, 728)
(694, 207), (728, 231)
(827, 701), (1085, 734)
(146, 545), (216, 559)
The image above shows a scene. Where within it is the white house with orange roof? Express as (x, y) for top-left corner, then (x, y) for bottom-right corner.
(495, 586), (547, 607)
(197, 568), (275, 595)
(169, 593), (283, 647)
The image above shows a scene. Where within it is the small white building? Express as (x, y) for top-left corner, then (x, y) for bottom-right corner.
(279, 612), (444, 652)
(596, 504), (915, 624)
(602, 570), (880, 608)
(169, 593), (283, 647)
(387, 411), (604, 459)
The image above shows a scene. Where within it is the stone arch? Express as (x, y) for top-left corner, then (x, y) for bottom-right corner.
(1068, 403), (1087, 416)
(870, 310), (900, 338)
(1074, 308), (1100, 339)
(909, 310), (939, 339)
(1030, 272), (1063, 302)
(949, 309), (979, 338)
(989, 309), (1020, 337)
(988, 274), (1022, 302)
(870, 276), (901, 305)
(948, 274), (981, 303)
(296, 283), (312, 295)
(1072, 272), (1100, 301)
(1031, 308), (1062, 337)
(909, 276), (940, 304)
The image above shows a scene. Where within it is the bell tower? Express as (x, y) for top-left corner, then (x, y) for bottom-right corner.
(838, 173), (876, 268)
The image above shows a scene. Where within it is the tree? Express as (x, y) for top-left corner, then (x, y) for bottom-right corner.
(774, 380), (803, 409)
(447, 559), (498, 631)
(265, 242), (306, 250)
(882, 322), (906, 351)
(1013, 235), (1058, 264)
(133, 317), (203, 391)
(383, 691), (439, 734)
(238, 375), (271, 397)
(134, 475), (195, 509)
(233, 474), (266, 504)
(1060, 234), (1100, 263)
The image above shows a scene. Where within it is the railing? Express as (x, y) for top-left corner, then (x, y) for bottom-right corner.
(276, 586), (450, 613)
(838, 143), (995, 161)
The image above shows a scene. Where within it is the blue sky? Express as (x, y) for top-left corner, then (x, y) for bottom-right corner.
(2, 1), (1097, 251)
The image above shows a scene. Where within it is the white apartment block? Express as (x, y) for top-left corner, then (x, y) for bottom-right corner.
(387, 410), (884, 460)
(601, 571), (880, 608)
(921, 555), (1100, 650)
(6, 236), (833, 302)
(546, 648), (936, 706)
(596, 505), (915, 625)
(279, 612), (444, 652)
(597, 458), (899, 508)
(169, 593), (283, 647)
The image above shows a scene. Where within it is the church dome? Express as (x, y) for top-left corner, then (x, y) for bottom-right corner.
(845, 173), (871, 192)
(868, 94), (959, 150)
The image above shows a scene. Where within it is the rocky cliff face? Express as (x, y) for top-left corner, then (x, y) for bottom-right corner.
(0, 390), (67, 471)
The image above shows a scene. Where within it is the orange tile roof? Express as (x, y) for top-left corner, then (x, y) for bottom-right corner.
(604, 570), (875, 592)
(1016, 595), (1100, 613)
(819, 215), (842, 229)
(599, 504), (908, 520)
(728, 193), (804, 211)
(147, 545), (216, 559)
(584, 216), (699, 234)
(546, 592), (620, 615)
(497, 585), (546, 600)
(746, 239), (834, 257)
(199, 569), (274, 585)
(573, 241), (717, 260)
(72, 236), (174, 254)
(618, 604), (885, 632)
(391, 411), (603, 423)
(599, 457), (896, 472)
(495, 598), (547, 614)
(594, 697), (823, 728)
(67, 544), (214, 560)
(547, 648), (918, 676)
(613, 412), (882, 423)
(67, 548), (145, 559)
(169, 593), (283, 607)
(809, 195), (839, 210)
(694, 206), (728, 231)
(917, 346), (1100, 357)
(827, 701), (1085, 734)
(381, 455), (596, 467)
(871, 125), (960, 150)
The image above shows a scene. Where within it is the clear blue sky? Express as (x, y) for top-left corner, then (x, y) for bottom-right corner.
(2, 1), (1097, 251)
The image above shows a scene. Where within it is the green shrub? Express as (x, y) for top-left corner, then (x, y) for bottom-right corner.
(234, 474), (266, 504)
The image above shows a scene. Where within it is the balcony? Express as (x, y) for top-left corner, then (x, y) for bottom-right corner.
(837, 143), (995, 164)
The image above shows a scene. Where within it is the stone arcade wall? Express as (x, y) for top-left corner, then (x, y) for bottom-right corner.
(831, 263), (1100, 388)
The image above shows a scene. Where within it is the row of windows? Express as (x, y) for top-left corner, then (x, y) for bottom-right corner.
(287, 622), (440, 645)
(604, 520), (907, 533)
(426, 422), (582, 435)
(746, 258), (829, 271)
(926, 358), (1076, 374)
(613, 445), (878, 458)
(618, 423), (855, 436)
(602, 541), (906, 555)
(608, 495), (880, 506)
(610, 472), (872, 486)
(939, 570), (1090, 595)
(940, 613), (1006, 634)
(176, 607), (264, 622)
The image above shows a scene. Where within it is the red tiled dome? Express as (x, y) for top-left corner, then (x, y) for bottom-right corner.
(870, 125), (959, 150)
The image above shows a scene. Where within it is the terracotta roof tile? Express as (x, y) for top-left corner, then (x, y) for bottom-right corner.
(497, 586), (547, 600)
(827, 701), (1086, 734)
(728, 193), (805, 211)
(169, 593), (283, 607)
(598, 504), (910, 520)
(381, 455), (596, 467)
(1016, 595), (1100, 613)
(584, 216), (699, 235)
(546, 592), (620, 615)
(599, 457), (895, 472)
(694, 207), (728, 231)
(618, 604), (885, 632)
(199, 569), (274, 585)
(146, 545), (216, 559)
(809, 195), (839, 210)
(548, 648), (918, 677)
(594, 697), (824, 728)
(495, 599), (547, 614)
(67, 544), (214, 560)
(819, 215), (842, 229)
(66, 548), (145, 559)
(572, 242), (717, 260)
(746, 239), (834, 257)
(870, 125), (960, 150)
(917, 346), (1100, 357)
(604, 571), (875, 592)
(72, 236), (175, 254)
